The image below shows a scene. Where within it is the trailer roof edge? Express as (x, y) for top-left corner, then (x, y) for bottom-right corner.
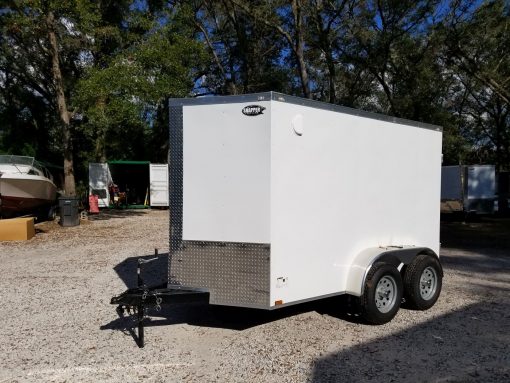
(168, 92), (443, 132)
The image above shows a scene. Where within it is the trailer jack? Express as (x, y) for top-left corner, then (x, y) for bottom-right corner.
(110, 249), (209, 348)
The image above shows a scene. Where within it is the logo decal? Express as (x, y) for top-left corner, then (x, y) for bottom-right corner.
(242, 105), (266, 116)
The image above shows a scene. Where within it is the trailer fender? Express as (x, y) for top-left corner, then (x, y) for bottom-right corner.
(345, 246), (439, 297)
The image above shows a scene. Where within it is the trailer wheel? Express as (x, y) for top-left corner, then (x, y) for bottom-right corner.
(34, 205), (57, 222)
(360, 262), (403, 324)
(403, 254), (442, 310)
(47, 205), (57, 221)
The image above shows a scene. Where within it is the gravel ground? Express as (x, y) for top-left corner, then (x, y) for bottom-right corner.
(0, 210), (509, 382)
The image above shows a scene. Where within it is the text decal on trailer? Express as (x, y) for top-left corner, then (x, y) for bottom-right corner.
(242, 105), (266, 116)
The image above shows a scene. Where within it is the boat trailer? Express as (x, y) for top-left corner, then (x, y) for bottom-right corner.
(110, 250), (209, 348)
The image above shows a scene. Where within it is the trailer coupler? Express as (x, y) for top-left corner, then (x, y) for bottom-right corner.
(110, 250), (209, 348)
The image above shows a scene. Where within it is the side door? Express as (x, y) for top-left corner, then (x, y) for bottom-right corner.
(150, 164), (169, 207)
(89, 163), (111, 207)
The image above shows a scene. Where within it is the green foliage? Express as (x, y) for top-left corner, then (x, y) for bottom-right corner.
(192, 0), (292, 95)
(1, 1), (207, 176)
(439, 0), (510, 169)
(74, 8), (207, 161)
(1, 0), (509, 177)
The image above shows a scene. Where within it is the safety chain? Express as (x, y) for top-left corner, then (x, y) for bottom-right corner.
(141, 287), (149, 319)
(141, 288), (148, 301)
(155, 296), (162, 312)
(134, 288), (162, 317)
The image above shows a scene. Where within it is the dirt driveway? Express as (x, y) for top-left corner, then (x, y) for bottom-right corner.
(0, 210), (508, 382)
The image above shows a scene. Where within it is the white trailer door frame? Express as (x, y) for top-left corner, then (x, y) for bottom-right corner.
(150, 164), (169, 207)
(88, 162), (111, 207)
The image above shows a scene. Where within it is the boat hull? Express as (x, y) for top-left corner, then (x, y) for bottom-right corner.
(0, 176), (57, 216)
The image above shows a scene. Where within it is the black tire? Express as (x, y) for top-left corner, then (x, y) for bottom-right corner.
(403, 254), (443, 310)
(47, 205), (57, 221)
(36, 205), (56, 222)
(360, 262), (403, 324)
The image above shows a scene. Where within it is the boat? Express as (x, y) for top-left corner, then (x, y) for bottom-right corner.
(0, 155), (58, 218)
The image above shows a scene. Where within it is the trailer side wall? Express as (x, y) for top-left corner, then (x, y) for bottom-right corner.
(269, 101), (442, 306)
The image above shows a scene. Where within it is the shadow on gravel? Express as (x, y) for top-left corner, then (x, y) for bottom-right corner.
(440, 216), (510, 278)
(310, 301), (510, 383)
(440, 217), (510, 250)
(101, 295), (359, 342)
(113, 252), (169, 288)
(307, 218), (510, 382)
(441, 252), (510, 275)
(88, 209), (148, 221)
(105, 251), (361, 345)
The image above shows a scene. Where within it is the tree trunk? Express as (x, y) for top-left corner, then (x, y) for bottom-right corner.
(325, 50), (336, 104)
(47, 11), (76, 196)
(311, 2), (339, 103)
(229, 0), (311, 97)
(373, 70), (399, 117)
(292, 0), (311, 98)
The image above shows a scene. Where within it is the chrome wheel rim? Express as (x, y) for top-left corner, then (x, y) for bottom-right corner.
(375, 275), (398, 313)
(420, 266), (438, 300)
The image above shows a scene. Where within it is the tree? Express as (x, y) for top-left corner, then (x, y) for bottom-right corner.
(307, 0), (354, 103)
(47, 9), (75, 195)
(344, 0), (443, 117)
(441, 0), (510, 170)
(230, 0), (312, 98)
(74, 3), (207, 162)
(444, 0), (510, 105)
(1, 1), (207, 183)
(191, 0), (289, 95)
(2, 0), (509, 180)
(1, 0), (100, 195)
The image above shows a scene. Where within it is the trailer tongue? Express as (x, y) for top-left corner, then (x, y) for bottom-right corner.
(111, 251), (209, 348)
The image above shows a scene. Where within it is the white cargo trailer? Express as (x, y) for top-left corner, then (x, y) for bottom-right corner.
(161, 92), (444, 325)
(441, 165), (496, 214)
